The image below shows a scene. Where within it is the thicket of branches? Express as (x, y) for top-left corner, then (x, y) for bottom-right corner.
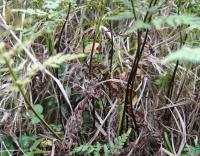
(0, 0), (200, 155)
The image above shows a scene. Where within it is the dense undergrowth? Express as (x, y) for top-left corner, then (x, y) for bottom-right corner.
(0, 0), (200, 155)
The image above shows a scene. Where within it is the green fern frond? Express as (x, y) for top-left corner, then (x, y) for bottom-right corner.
(126, 20), (151, 33)
(105, 10), (135, 20)
(13, 8), (48, 17)
(152, 15), (200, 29)
(106, 13), (200, 33)
(43, 53), (86, 68)
(162, 47), (200, 63)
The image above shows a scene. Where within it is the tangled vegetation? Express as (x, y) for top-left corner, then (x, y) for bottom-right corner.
(0, 0), (200, 155)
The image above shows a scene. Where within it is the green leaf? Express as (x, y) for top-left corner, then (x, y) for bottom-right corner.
(4, 85), (20, 93)
(126, 20), (151, 34)
(30, 139), (44, 150)
(16, 77), (31, 87)
(86, 146), (95, 154)
(0, 135), (14, 156)
(152, 15), (200, 29)
(19, 135), (37, 150)
(42, 20), (58, 33)
(13, 60), (27, 73)
(155, 69), (172, 90)
(33, 104), (43, 114)
(110, 141), (115, 151)
(83, 111), (90, 123)
(181, 145), (200, 156)
(105, 10), (134, 20)
(125, 128), (132, 136)
(27, 104), (44, 124)
(44, 0), (62, 10)
(26, 149), (47, 156)
(162, 47), (200, 63)
(31, 114), (44, 124)
(13, 8), (48, 17)
(74, 146), (83, 153)
(164, 132), (173, 153)
(82, 145), (89, 152)
(26, 152), (34, 156)
(103, 144), (110, 156)
(43, 53), (86, 68)
(50, 124), (62, 132)
(96, 142), (101, 152)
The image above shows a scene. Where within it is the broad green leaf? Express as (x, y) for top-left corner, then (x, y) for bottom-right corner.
(29, 104), (44, 124)
(19, 135), (37, 150)
(31, 114), (44, 124)
(33, 104), (43, 114)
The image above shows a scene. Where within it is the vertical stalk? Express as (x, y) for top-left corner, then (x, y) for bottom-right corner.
(88, 4), (104, 79)
(163, 1), (188, 124)
(120, 0), (158, 136)
(88, 0), (106, 130)
(55, 3), (71, 129)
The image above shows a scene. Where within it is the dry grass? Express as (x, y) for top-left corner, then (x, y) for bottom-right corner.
(0, 0), (200, 155)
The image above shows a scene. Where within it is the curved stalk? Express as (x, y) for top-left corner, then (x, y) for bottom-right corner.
(4, 57), (62, 141)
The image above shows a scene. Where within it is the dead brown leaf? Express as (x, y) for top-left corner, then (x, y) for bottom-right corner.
(107, 81), (119, 92)
(132, 91), (137, 107)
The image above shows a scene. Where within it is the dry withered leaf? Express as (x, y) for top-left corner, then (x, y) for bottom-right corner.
(132, 92), (138, 108)
(119, 71), (128, 80)
(93, 42), (101, 53)
(107, 81), (119, 92)
(136, 68), (143, 77)
(136, 110), (145, 124)
(76, 42), (100, 54)
(127, 91), (137, 114)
